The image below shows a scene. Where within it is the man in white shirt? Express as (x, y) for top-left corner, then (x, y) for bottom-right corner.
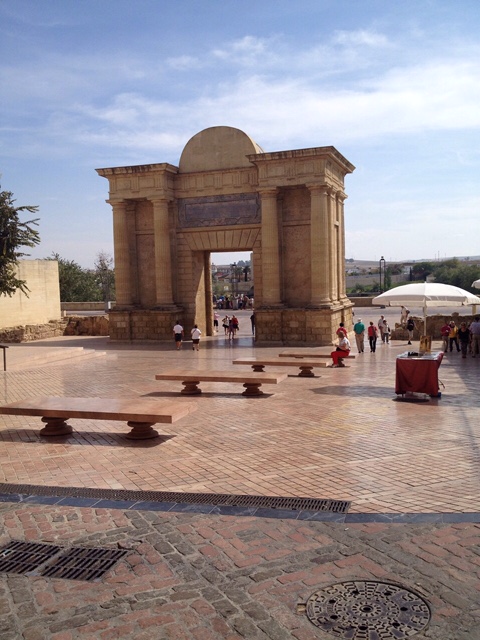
(191, 325), (202, 351)
(173, 322), (184, 350)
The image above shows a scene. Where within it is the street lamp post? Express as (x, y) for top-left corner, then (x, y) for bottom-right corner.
(379, 256), (386, 293)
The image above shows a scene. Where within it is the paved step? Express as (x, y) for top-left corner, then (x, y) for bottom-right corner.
(2, 346), (108, 371)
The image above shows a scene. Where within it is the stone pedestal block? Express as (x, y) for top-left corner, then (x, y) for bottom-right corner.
(256, 305), (354, 346)
(109, 309), (183, 341)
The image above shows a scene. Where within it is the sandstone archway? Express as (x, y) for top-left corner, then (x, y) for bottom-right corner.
(97, 126), (355, 345)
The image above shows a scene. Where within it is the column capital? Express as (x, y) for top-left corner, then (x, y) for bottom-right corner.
(306, 183), (329, 194)
(258, 187), (278, 198)
(335, 191), (347, 203)
(149, 196), (172, 205)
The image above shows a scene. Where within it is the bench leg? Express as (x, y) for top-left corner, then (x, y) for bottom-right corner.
(181, 381), (202, 395)
(251, 364), (265, 372)
(298, 365), (315, 377)
(242, 382), (264, 396)
(125, 421), (159, 440)
(39, 416), (73, 436)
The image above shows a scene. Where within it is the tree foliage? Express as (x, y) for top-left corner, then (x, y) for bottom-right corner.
(0, 186), (40, 296)
(47, 252), (116, 303)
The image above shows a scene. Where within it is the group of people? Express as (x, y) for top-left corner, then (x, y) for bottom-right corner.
(221, 315), (240, 339)
(172, 321), (202, 351)
(441, 316), (480, 358)
(331, 313), (480, 365)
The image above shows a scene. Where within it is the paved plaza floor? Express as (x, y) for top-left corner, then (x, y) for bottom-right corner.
(0, 308), (479, 639)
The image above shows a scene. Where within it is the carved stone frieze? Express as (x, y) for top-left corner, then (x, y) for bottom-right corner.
(178, 193), (260, 228)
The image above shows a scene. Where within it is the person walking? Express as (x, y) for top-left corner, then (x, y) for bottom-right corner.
(406, 317), (415, 345)
(458, 322), (471, 359)
(191, 324), (202, 351)
(469, 316), (480, 357)
(330, 334), (351, 367)
(353, 318), (365, 353)
(213, 312), (219, 332)
(367, 321), (378, 352)
(173, 321), (184, 350)
(250, 312), (255, 335)
(222, 316), (230, 336)
(448, 321), (460, 353)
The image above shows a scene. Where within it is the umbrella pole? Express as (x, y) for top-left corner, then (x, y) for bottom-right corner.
(424, 306), (427, 336)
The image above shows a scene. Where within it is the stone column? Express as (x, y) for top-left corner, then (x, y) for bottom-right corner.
(260, 188), (282, 306)
(204, 253), (213, 335)
(308, 185), (331, 306)
(151, 198), (174, 307)
(109, 199), (133, 306)
(328, 189), (338, 303)
(336, 192), (347, 300)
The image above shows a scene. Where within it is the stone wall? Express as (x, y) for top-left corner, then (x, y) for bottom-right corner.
(0, 260), (61, 329)
(391, 313), (476, 340)
(0, 316), (109, 343)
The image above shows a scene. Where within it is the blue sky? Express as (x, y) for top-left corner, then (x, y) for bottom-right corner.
(1, 0), (480, 268)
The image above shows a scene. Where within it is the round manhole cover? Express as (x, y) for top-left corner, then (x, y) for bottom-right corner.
(305, 580), (431, 639)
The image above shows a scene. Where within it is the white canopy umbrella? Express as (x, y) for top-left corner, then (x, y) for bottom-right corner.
(372, 282), (480, 335)
(472, 279), (480, 289)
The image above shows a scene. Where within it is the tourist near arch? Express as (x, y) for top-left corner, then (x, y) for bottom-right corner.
(97, 126), (355, 345)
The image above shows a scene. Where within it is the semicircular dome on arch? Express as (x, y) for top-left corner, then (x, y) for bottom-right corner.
(179, 126), (264, 173)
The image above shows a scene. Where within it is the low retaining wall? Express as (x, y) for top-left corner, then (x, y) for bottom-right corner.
(0, 316), (109, 343)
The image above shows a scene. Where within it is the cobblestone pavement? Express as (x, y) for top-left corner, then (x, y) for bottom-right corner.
(0, 308), (479, 639)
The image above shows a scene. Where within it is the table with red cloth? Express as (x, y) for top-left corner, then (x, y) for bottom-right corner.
(395, 351), (444, 397)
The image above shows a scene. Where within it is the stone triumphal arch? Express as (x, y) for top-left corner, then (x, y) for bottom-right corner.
(96, 126), (355, 344)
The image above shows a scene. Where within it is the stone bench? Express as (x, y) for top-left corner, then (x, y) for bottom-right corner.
(278, 351), (356, 360)
(233, 358), (327, 378)
(0, 396), (197, 440)
(155, 369), (287, 396)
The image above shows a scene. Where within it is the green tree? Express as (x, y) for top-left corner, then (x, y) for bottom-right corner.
(410, 262), (435, 281)
(433, 263), (480, 292)
(49, 253), (102, 302)
(94, 251), (115, 307)
(0, 186), (40, 296)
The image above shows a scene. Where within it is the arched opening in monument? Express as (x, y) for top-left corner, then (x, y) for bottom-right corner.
(210, 251), (254, 312)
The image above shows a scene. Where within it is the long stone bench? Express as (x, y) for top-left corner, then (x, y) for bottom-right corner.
(155, 369), (287, 396)
(233, 357), (327, 378)
(0, 396), (197, 440)
(278, 351), (356, 359)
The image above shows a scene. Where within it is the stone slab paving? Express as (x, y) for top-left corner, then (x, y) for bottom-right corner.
(0, 308), (479, 639)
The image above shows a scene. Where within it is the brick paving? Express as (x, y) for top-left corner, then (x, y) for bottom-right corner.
(0, 308), (479, 639)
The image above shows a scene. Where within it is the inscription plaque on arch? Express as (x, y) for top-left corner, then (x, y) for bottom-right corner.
(178, 194), (260, 228)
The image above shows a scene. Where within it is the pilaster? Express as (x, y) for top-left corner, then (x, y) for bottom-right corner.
(308, 185), (331, 306)
(259, 188), (282, 306)
(108, 200), (133, 307)
(151, 198), (175, 307)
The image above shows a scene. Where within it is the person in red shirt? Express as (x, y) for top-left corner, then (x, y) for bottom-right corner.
(336, 322), (347, 339)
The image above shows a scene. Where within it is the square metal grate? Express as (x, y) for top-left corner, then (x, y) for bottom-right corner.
(0, 540), (128, 581)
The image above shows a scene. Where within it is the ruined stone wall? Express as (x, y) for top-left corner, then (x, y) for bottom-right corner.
(0, 316), (109, 343)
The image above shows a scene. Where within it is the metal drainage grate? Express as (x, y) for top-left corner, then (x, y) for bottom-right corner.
(0, 540), (128, 582)
(41, 547), (129, 581)
(0, 541), (60, 574)
(301, 580), (431, 639)
(0, 483), (350, 513)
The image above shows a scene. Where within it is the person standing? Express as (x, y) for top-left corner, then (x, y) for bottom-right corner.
(378, 315), (386, 343)
(191, 324), (202, 351)
(458, 322), (471, 359)
(250, 312), (255, 335)
(336, 322), (347, 339)
(400, 306), (410, 327)
(367, 321), (378, 352)
(330, 334), (351, 367)
(213, 312), (219, 332)
(173, 321), (184, 350)
(383, 319), (391, 344)
(440, 321), (451, 352)
(353, 318), (365, 353)
(406, 317), (415, 345)
(469, 316), (480, 357)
